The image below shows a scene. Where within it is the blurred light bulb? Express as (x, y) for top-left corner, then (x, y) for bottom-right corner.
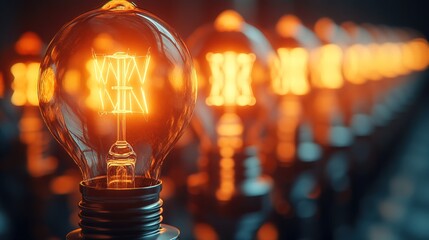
(188, 9), (274, 151)
(38, 0), (197, 189)
(187, 10), (274, 204)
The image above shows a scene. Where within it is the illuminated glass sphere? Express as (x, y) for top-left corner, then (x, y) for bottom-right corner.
(38, 0), (197, 188)
(187, 10), (274, 151)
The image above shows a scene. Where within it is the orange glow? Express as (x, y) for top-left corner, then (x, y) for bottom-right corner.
(206, 51), (256, 106)
(257, 223), (279, 240)
(86, 60), (100, 109)
(271, 47), (309, 95)
(0, 72), (4, 98)
(403, 38), (429, 71)
(93, 51), (150, 114)
(102, 0), (136, 10)
(92, 51), (152, 188)
(276, 96), (301, 164)
(11, 62), (40, 106)
(314, 18), (335, 42)
(62, 69), (81, 94)
(215, 112), (244, 202)
(50, 175), (77, 195)
(93, 33), (115, 51)
(311, 44), (344, 89)
(169, 66), (185, 92)
(15, 32), (43, 56)
(214, 10), (244, 32)
(193, 223), (219, 240)
(365, 44), (382, 81)
(344, 44), (369, 85)
(276, 142), (295, 163)
(216, 157), (235, 201)
(376, 43), (403, 78)
(39, 67), (55, 103)
(276, 15), (301, 38)
(313, 90), (339, 145)
(20, 108), (58, 177)
(216, 112), (243, 151)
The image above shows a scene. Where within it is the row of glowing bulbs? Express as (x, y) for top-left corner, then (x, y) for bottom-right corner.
(3, 5), (429, 189)
(7, 12), (428, 108)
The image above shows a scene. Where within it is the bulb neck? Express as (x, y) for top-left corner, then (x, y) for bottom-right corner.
(66, 176), (179, 240)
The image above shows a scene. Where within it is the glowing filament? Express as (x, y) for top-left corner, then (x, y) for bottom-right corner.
(11, 62), (40, 106)
(271, 47), (309, 95)
(311, 44), (343, 89)
(344, 44), (369, 85)
(93, 51), (150, 114)
(206, 51), (256, 107)
(92, 51), (151, 189)
(215, 112), (243, 201)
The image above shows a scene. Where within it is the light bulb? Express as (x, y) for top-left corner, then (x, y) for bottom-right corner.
(186, 11), (274, 239)
(187, 9), (273, 206)
(265, 15), (322, 167)
(188, 10), (274, 152)
(38, 0), (196, 187)
(38, 0), (196, 238)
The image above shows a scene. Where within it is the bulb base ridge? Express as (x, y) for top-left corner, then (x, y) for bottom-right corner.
(66, 176), (179, 240)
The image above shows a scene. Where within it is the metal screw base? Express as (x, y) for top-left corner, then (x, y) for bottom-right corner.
(66, 176), (179, 240)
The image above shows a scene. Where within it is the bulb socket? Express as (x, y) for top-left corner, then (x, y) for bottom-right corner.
(67, 176), (179, 240)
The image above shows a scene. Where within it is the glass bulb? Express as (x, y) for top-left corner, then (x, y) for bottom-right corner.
(187, 10), (274, 203)
(38, 0), (197, 188)
(188, 9), (274, 154)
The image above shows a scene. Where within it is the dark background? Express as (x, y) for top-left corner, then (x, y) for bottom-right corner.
(1, 0), (429, 53)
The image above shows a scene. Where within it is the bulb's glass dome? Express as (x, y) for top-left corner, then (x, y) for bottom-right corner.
(187, 10), (274, 151)
(38, 0), (197, 186)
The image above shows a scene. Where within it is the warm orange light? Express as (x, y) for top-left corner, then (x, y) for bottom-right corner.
(11, 62), (40, 106)
(86, 60), (100, 109)
(193, 223), (219, 240)
(344, 44), (369, 85)
(215, 156), (236, 201)
(216, 112), (244, 150)
(62, 69), (81, 94)
(314, 18), (335, 42)
(365, 44), (382, 81)
(214, 10), (244, 32)
(20, 108), (58, 177)
(15, 32), (43, 56)
(311, 44), (344, 89)
(92, 51), (152, 188)
(257, 223), (279, 240)
(376, 43), (403, 78)
(93, 51), (150, 114)
(93, 33), (115, 51)
(271, 47), (310, 95)
(39, 67), (55, 103)
(169, 66), (186, 92)
(0, 72), (4, 98)
(50, 174), (78, 195)
(276, 15), (301, 38)
(206, 51), (256, 106)
(276, 96), (301, 164)
(214, 112), (244, 201)
(403, 38), (429, 71)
